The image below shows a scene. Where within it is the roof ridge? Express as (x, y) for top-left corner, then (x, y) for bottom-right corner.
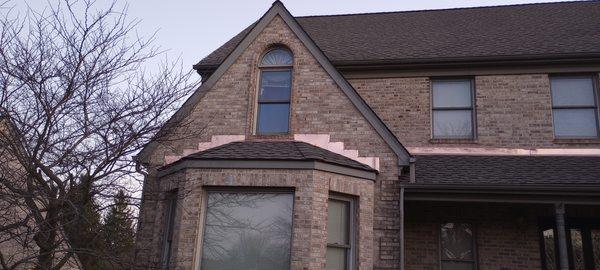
(295, 1), (597, 19)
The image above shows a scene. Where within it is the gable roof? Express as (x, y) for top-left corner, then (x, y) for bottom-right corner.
(412, 155), (600, 185)
(195, 1), (600, 71)
(166, 141), (377, 172)
(137, 1), (412, 166)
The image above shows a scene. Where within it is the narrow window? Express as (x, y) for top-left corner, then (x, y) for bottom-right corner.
(440, 223), (476, 270)
(200, 191), (294, 270)
(326, 195), (355, 270)
(161, 190), (178, 269)
(551, 76), (600, 138)
(256, 48), (293, 134)
(432, 79), (475, 139)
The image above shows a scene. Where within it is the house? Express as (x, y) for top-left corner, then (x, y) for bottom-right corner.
(133, 1), (600, 269)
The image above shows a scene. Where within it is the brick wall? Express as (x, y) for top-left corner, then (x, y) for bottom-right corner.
(139, 14), (404, 268)
(133, 168), (374, 270)
(350, 74), (600, 149)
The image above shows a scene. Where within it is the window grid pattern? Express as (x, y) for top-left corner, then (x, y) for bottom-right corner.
(440, 223), (477, 270)
(431, 79), (475, 139)
(550, 75), (600, 138)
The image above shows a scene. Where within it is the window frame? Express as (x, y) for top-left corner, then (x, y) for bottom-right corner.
(326, 193), (357, 270)
(161, 189), (178, 270)
(438, 221), (478, 270)
(549, 74), (600, 139)
(197, 187), (296, 270)
(255, 47), (294, 135)
(430, 78), (477, 140)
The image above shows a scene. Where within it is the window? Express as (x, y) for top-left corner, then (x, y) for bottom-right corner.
(256, 48), (293, 134)
(539, 220), (600, 270)
(161, 190), (178, 269)
(200, 191), (294, 270)
(432, 79), (475, 139)
(551, 76), (600, 138)
(440, 223), (477, 270)
(326, 195), (355, 270)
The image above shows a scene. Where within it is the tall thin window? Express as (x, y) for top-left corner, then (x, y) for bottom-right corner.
(326, 195), (355, 270)
(431, 79), (475, 139)
(440, 223), (477, 270)
(256, 48), (293, 134)
(551, 75), (600, 138)
(162, 190), (178, 269)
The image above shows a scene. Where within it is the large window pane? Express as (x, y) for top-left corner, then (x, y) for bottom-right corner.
(326, 247), (347, 270)
(433, 110), (473, 138)
(257, 104), (290, 134)
(553, 109), (598, 137)
(441, 223), (474, 260)
(432, 80), (472, 108)
(259, 71), (291, 102)
(201, 193), (293, 270)
(327, 199), (349, 245)
(551, 77), (596, 107)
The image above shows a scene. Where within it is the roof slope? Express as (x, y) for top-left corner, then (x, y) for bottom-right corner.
(413, 155), (600, 185)
(196, 1), (600, 69)
(172, 141), (377, 172)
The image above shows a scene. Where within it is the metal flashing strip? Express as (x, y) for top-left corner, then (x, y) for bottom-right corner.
(156, 159), (377, 180)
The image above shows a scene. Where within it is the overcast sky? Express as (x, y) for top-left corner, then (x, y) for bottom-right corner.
(23, 0), (568, 72)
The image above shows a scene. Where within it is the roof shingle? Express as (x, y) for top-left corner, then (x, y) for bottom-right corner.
(195, 1), (600, 70)
(414, 155), (600, 185)
(176, 141), (377, 172)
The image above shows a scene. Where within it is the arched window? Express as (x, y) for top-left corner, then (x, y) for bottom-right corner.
(256, 47), (293, 134)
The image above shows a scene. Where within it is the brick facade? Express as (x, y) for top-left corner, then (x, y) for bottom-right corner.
(134, 8), (600, 270)
(350, 74), (600, 149)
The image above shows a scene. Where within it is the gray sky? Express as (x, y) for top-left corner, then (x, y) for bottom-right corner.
(24, 0), (569, 72)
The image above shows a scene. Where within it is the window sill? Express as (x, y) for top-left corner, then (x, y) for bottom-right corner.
(429, 138), (478, 144)
(248, 134), (294, 141)
(553, 138), (600, 144)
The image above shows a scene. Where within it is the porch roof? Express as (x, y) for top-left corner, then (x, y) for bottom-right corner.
(413, 154), (600, 185)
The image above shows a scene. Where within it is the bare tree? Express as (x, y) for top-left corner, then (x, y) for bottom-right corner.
(0, 0), (200, 269)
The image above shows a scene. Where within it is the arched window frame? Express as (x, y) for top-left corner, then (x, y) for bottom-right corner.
(255, 47), (294, 135)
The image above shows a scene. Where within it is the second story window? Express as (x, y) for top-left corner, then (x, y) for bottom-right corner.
(550, 76), (599, 138)
(256, 48), (293, 135)
(432, 79), (475, 139)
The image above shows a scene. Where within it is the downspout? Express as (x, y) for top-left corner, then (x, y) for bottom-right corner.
(555, 202), (569, 270)
(409, 157), (416, 183)
(399, 186), (405, 270)
(133, 156), (149, 264)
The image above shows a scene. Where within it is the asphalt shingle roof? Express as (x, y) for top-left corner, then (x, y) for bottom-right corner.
(179, 141), (377, 172)
(414, 155), (600, 185)
(195, 1), (600, 70)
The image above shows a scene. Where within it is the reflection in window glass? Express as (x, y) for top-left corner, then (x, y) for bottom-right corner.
(326, 198), (353, 270)
(440, 223), (476, 270)
(543, 229), (557, 270)
(551, 76), (599, 138)
(200, 192), (293, 270)
(432, 80), (474, 138)
(571, 229), (585, 270)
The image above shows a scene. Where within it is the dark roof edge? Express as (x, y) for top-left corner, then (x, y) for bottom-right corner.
(195, 53), (600, 75)
(403, 183), (600, 205)
(156, 159), (377, 180)
(403, 183), (600, 192)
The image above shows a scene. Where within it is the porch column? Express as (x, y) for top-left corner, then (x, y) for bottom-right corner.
(555, 202), (569, 270)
